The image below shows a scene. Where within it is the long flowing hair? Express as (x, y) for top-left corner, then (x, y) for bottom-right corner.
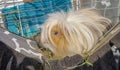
(40, 8), (111, 58)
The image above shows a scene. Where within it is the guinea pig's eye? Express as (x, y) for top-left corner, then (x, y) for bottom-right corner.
(54, 31), (58, 35)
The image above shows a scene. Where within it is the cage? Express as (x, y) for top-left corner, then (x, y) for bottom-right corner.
(0, 0), (120, 56)
(0, 0), (120, 38)
(0, 0), (72, 38)
(0, 0), (120, 70)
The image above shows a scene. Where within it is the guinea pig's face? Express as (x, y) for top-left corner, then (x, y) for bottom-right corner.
(50, 24), (63, 46)
(50, 24), (68, 57)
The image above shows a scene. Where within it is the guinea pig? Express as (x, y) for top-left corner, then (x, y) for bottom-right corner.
(36, 8), (111, 59)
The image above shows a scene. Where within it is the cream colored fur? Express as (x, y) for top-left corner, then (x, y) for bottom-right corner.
(40, 9), (111, 58)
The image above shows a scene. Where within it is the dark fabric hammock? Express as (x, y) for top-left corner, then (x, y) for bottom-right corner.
(0, 41), (43, 70)
(0, 25), (120, 70)
(0, 37), (120, 70)
(0, 26), (44, 70)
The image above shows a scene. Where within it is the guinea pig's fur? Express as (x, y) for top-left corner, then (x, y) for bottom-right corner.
(37, 9), (111, 58)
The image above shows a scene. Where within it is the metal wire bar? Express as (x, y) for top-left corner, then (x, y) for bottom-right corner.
(88, 23), (120, 58)
(0, 0), (120, 38)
